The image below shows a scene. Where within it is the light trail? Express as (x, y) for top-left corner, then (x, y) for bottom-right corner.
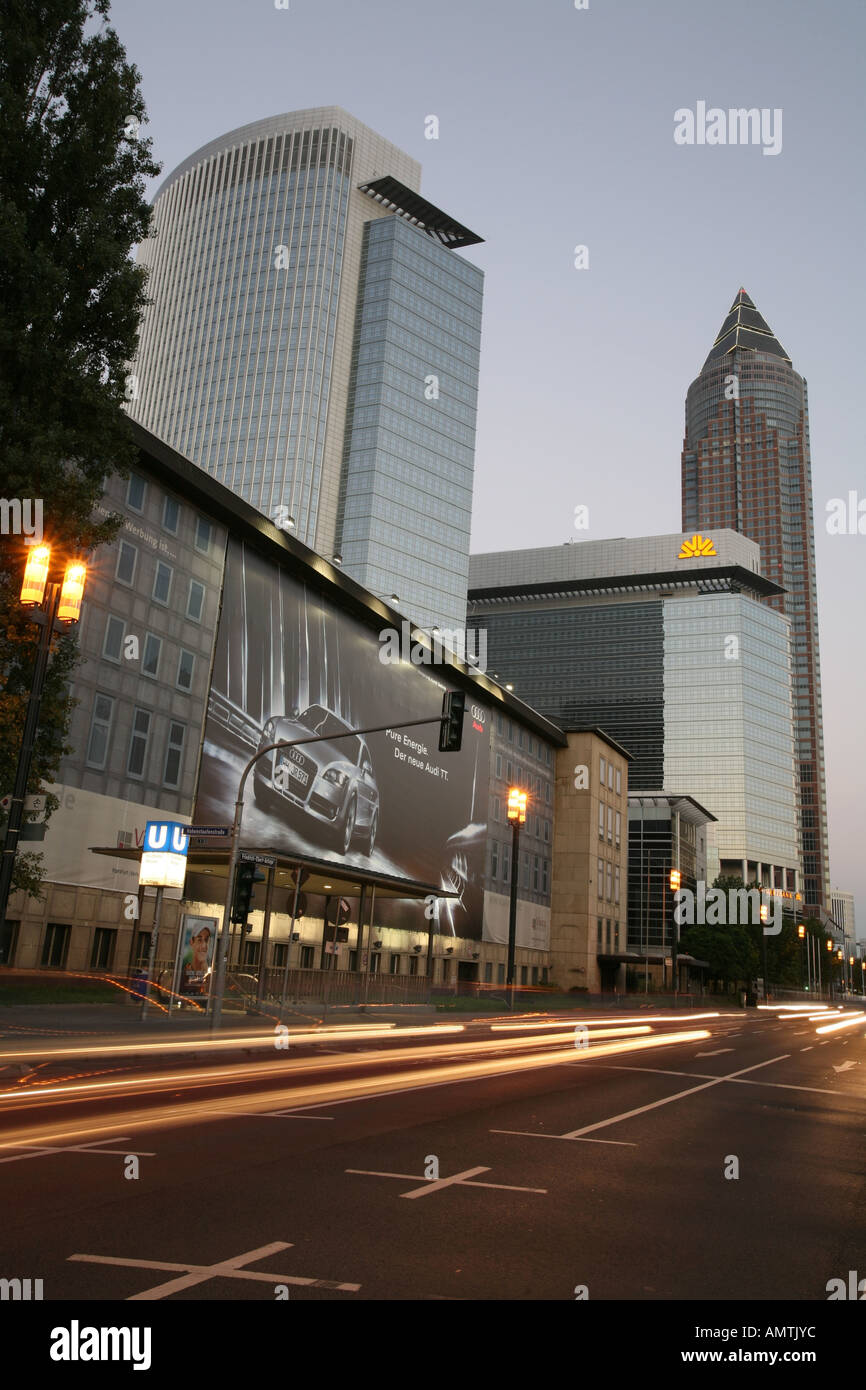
(814, 1013), (866, 1035)
(0, 1027), (711, 1151)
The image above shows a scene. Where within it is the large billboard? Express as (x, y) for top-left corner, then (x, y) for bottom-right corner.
(195, 540), (489, 938)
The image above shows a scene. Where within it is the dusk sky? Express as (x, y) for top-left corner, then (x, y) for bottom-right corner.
(109, 0), (865, 932)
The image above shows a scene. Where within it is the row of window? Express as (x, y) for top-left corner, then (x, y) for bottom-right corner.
(127, 473), (214, 555)
(598, 919), (622, 953)
(495, 715), (553, 763)
(489, 842), (551, 895)
(597, 858), (622, 905)
(598, 804), (622, 847)
(492, 759), (553, 804)
(599, 756), (623, 796)
(115, 541), (208, 621)
(86, 695), (187, 788)
(102, 614), (198, 690)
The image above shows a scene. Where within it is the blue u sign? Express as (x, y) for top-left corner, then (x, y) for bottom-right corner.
(143, 821), (189, 857)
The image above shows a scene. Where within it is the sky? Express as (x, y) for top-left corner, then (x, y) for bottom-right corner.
(106, 0), (866, 936)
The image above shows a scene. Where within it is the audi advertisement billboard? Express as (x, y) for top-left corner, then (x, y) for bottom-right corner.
(194, 539), (489, 938)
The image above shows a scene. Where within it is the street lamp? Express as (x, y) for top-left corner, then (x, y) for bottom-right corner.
(0, 546), (88, 935)
(760, 903), (770, 1002)
(669, 868), (681, 1002)
(798, 923), (808, 992)
(506, 786), (528, 1009)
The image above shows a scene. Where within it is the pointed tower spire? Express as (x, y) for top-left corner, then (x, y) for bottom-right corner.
(702, 288), (791, 368)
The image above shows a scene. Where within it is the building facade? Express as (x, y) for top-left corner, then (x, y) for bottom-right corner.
(682, 289), (830, 916)
(467, 530), (802, 919)
(129, 107), (484, 631)
(549, 731), (631, 993)
(1, 422), (561, 994)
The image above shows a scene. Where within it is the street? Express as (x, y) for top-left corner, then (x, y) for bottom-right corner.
(0, 1005), (863, 1302)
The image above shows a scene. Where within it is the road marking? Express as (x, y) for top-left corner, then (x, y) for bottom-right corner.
(207, 1107), (334, 1120)
(800, 1047), (813, 1052)
(69, 1241), (360, 1298)
(493, 1056), (790, 1143)
(577, 1063), (844, 1097)
(695, 1049), (734, 1056)
(345, 1165), (547, 1199)
(0, 1135), (155, 1166)
(832, 1061), (858, 1074)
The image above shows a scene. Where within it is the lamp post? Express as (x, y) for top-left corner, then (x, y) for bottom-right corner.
(826, 937), (834, 1000)
(506, 786), (527, 1011)
(760, 903), (770, 1002)
(0, 546), (87, 936)
(798, 923), (808, 993)
(669, 868), (681, 1003)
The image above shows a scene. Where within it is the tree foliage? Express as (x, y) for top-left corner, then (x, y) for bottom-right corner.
(0, 0), (160, 892)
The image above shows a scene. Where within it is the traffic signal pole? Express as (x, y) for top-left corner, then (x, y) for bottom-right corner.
(209, 705), (460, 1031)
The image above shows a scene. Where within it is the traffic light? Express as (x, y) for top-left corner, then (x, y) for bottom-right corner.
(231, 862), (265, 925)
(439, 689), (465, 752)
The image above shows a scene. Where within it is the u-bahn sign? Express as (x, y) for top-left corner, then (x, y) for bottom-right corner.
(139, 820), (189, 889)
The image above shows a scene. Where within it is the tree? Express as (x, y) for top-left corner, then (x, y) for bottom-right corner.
(0, 0), (160, 893)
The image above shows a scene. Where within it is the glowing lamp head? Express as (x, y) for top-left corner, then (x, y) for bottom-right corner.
(669, 869), (681, 891)
(58, 562), (86, 622)
(798, 924), (806, 938)
(20, 545), (51, 606)
(827, 939), (833, 951)
(760, 904), (769, 923)
(506, 787), (527, 824)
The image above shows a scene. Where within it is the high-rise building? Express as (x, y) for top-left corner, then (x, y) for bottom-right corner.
(467, 531), (803, 939)
(129, 107), (484, 630)
(682, 290), (829, 916)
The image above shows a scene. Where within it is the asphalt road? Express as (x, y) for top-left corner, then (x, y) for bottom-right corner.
(0, 1007), (863, 1302)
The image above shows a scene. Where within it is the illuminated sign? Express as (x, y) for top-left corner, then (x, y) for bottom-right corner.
(139, 820), (189, 889)
(678, 533), (717, 558)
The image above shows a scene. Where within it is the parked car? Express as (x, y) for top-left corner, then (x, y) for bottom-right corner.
(253, 705), (379, 856)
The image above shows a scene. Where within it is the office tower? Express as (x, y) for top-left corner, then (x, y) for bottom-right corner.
(129, 107), (484, 630)
(467, 532), (803, 928)
(682, 290), (829, 916)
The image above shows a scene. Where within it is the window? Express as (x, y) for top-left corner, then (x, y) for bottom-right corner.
(142, 633), (162, 679)
(271, 943), (288, 969)
(0, 920), (19, 966)
(90, 928), (116, 970)
(187, 579), (205, 622)
(507, 721), (513, 743)
(520, 965), (528, 985)
(86, 694), (114, 769)
(606, 920), (612, 951)
(127, 473), (146, 512)
(495, 754), (502, 779)
(153, 561), (173, 605)
(409, 954), (418, 975)
(597, 919), (603, 946)
(598, 802), (605, 839)
(600, 756), (606, 784)
(243, 940), (260, 968)
(389, 954), (400, 974)
(506, 760), (513, 782)
(176, 648), (195, 692)
(497, 963), (506, 984)
(370, 951), (380, 974)
(615, 866), (621, 905)
(484, 961), (492, 984)
(543, 819), (550, 843)
(102, 614), (125, 663)
(491, 842), (499, 878)
(195, 516), (212, 553)
(116, 541), (137, 586)
(163, 721), (186, 788)
(606, 863), (613, 901)
(542, 859), (549, 894)
(300, 945), (315, 969)
(133, 931), (151, 967)
(162, 495), (180, 534)
(608, 763), (614, 790)
(598, 858), (605, 898)
(41, 922), (70, 969)
(607, 806), (613, 843)
(533, 855), (539, 891)
(502, 844), (510, 881)
(615, 811), (621, 848)
(127, 707), (152, 779)
(492, 795), (500, 821)
(616, 768), (622, 796)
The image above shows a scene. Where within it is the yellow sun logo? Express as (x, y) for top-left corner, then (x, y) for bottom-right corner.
(678, 533), (717, 558)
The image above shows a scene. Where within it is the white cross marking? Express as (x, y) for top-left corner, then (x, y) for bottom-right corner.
(68, 1241), (360, 1299)
(0, 1135), (155, 1165)
(345, 1165), (547, 1199)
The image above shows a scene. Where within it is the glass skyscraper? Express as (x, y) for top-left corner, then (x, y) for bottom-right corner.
(467, 531), (802, 939)
(682, 290), (829, 916)
(129, 107), (483, 630)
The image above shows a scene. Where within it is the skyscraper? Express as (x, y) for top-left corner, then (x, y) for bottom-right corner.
(129, 107), (484, 630)
(681, 290), (829, 917)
